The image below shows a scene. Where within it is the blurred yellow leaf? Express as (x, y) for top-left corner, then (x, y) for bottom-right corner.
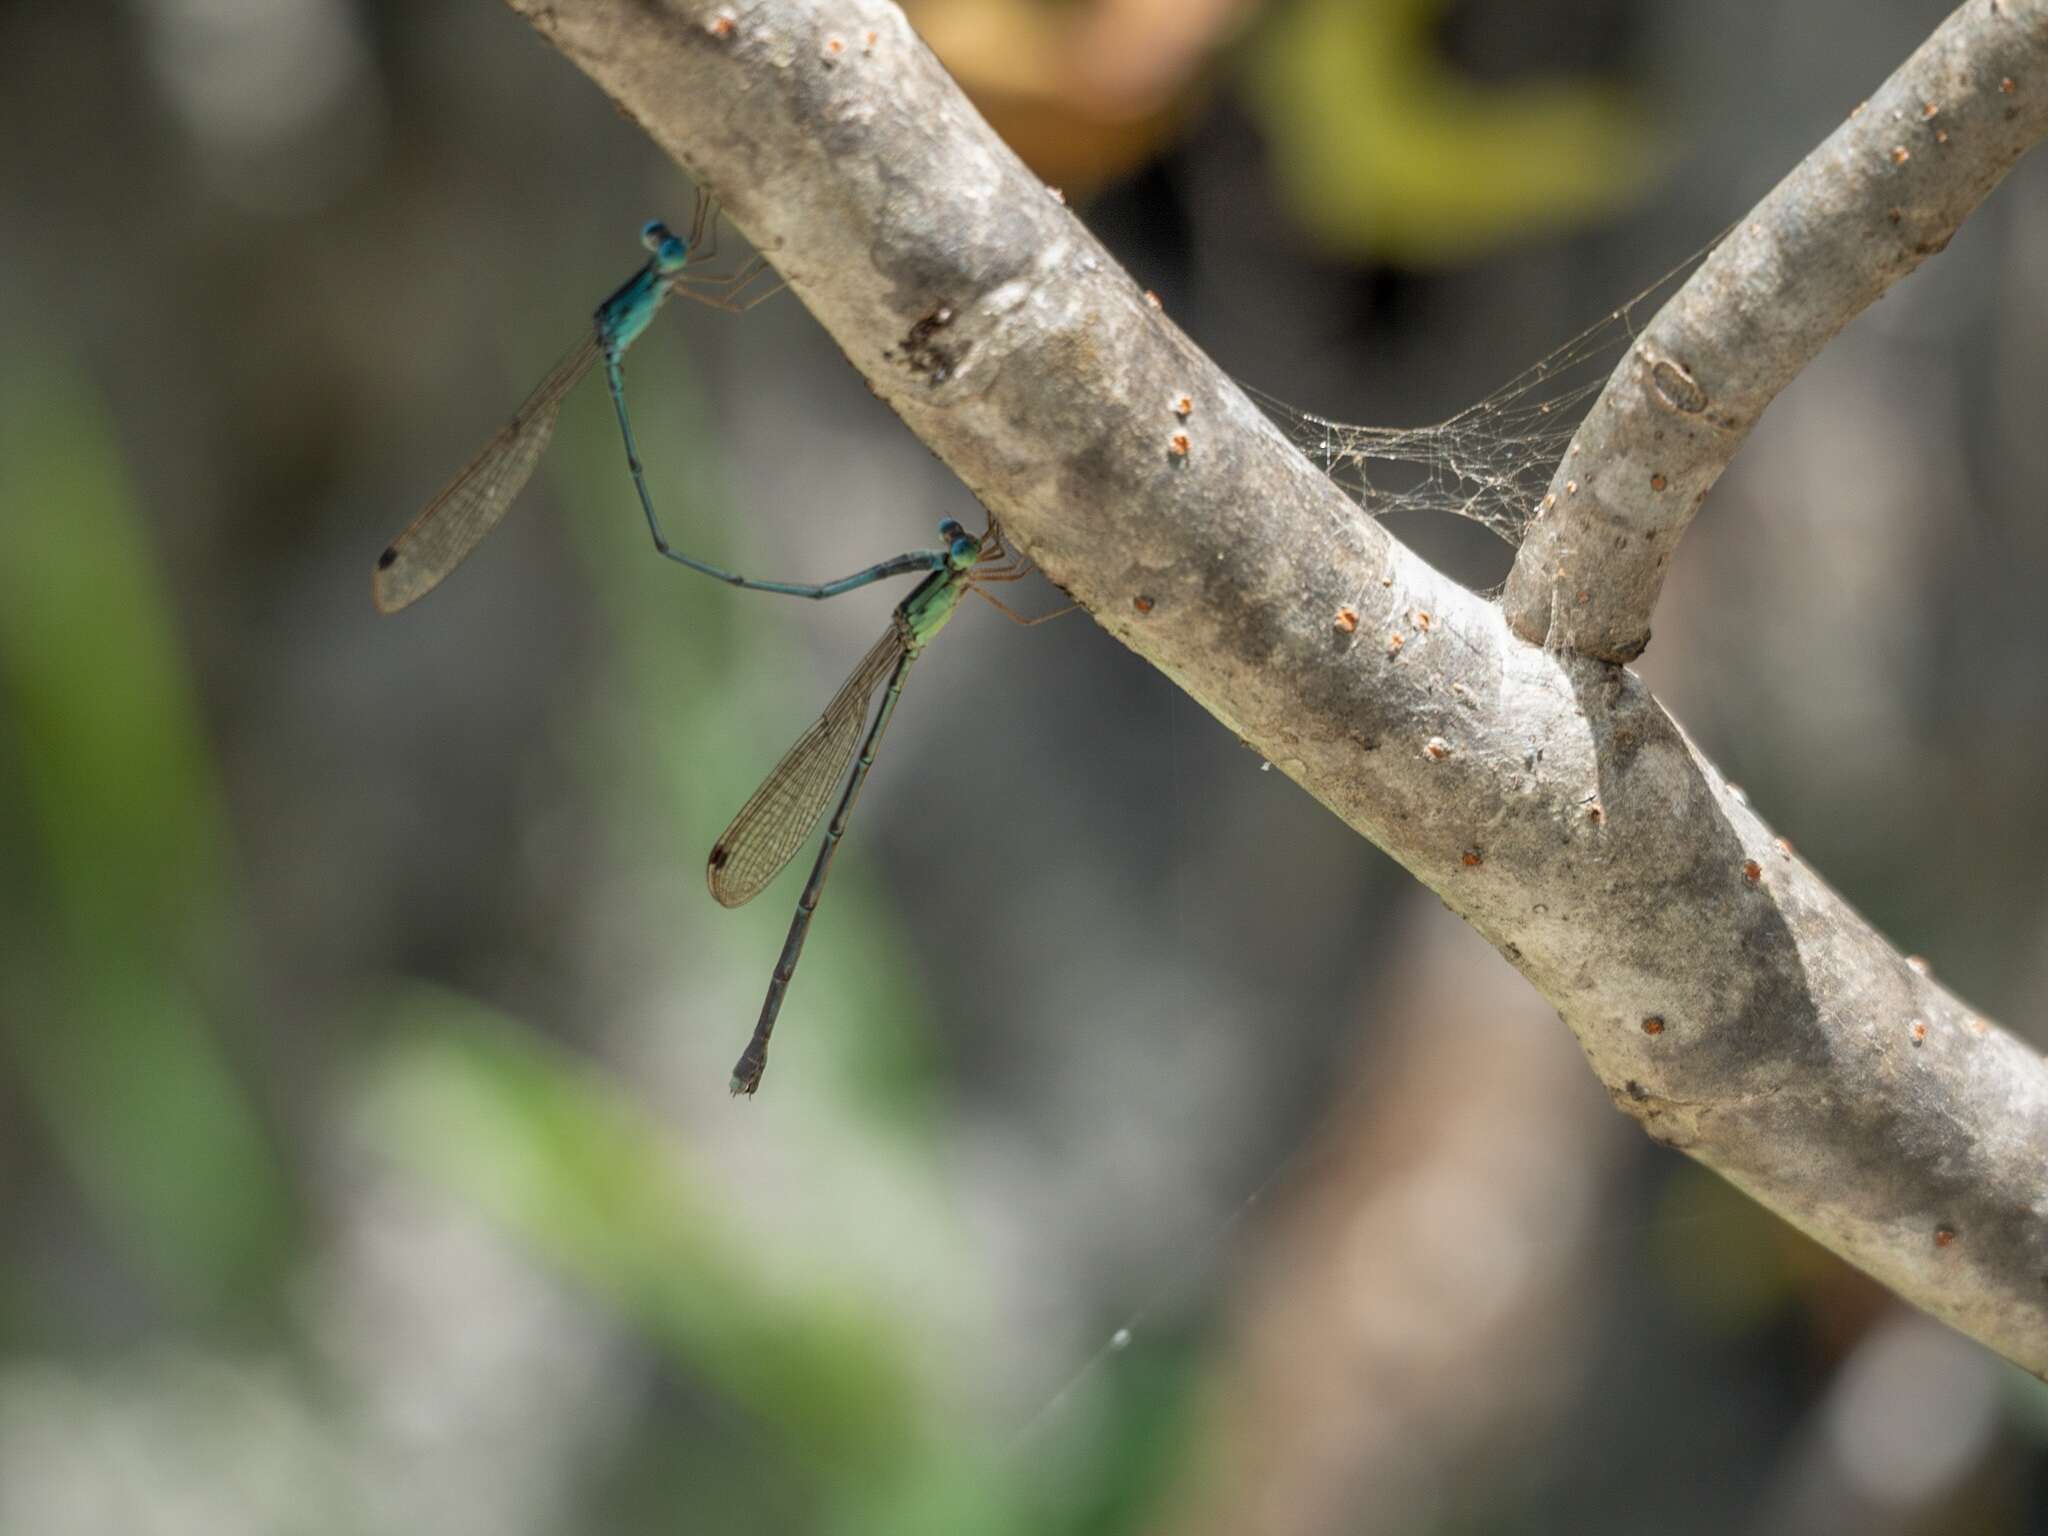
(1245, 0), (1656, 261)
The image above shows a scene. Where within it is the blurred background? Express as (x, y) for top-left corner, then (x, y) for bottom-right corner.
(3, 0), (2047, 1531)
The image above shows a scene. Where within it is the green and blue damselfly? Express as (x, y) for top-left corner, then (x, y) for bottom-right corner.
(710, 519), (1066, 1095)
(374, 204), (1071, 1094)
(374, 194), (798, 611)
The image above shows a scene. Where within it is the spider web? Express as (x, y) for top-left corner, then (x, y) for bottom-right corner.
(1244, 234), (1722, 551)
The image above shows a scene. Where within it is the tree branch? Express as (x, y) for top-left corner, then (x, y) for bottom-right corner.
(505, 0), (2048, 1373)
(1503, 0), (2048, 661)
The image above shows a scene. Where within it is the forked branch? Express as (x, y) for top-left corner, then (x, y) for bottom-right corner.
(505, 0), (2048, 1373)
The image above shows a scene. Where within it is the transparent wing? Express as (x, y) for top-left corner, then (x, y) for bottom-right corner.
(707, 629), (906, 908)
(373, 336), (600, 613)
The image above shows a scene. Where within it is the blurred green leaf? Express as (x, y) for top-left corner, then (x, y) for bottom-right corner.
(0, 358), (292, 1313)
(362, 989), (924, 1481)
(1045, 1331), (1205, 1536)
(1245, 0), (1656, 262)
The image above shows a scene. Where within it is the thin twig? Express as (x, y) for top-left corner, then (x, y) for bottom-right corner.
(1503, 0), (2048, 661)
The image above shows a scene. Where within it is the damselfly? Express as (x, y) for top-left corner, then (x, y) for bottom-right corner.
(373, 194), (781, 612)
(709, 519), (1067, 1096)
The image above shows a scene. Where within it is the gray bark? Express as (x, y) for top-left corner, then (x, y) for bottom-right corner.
(506, 0), (2048, 1373)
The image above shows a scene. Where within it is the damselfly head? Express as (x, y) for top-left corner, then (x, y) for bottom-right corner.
(937, 517), (967, 542)
(641, 221), (690, 274)
(946, 531), (981, 569)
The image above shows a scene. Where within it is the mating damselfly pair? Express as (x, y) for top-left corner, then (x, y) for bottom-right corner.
(375, 195), (1064, 1094)
(378, 196), (1693, 1092)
